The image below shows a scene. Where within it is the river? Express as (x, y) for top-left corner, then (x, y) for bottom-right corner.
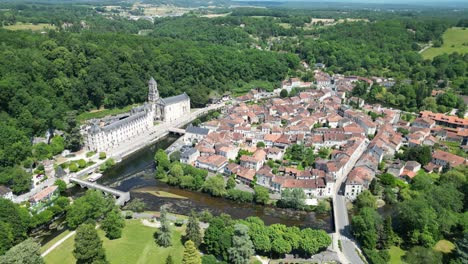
(93, 135), (333, 231)
(38, 133), (333, 247)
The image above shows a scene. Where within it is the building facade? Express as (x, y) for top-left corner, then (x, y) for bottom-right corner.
(83, 77), (190, 151)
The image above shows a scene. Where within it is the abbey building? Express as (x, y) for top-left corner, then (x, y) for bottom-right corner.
(83, 77), (190, 152)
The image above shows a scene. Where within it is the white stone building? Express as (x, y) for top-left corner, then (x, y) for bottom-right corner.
(83, 77), (190, 152)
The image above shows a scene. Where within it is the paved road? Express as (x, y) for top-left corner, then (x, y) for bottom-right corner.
(331, 141), (368, 264)
(110, 102), (225, 159)
(334, 194), (365, 264)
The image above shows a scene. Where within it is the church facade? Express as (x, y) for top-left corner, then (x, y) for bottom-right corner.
(148, 77), (191, 122)
(83, 77), (190, 152)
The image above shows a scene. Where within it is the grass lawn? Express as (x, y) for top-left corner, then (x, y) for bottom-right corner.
(388, 246), (406, 264)
(40, 229), (72, 254)
(278, 23), (292, 29)
(77, 104), (138, 123)
(433, 239), (455, 254)
(3, 22), (56, 31)
(422, 27), (468, 59)
(44, 220), (184, 264)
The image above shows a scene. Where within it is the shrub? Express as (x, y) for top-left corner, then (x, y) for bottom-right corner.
(77, 159), (87, 168)
(226, 189), (254, 203)
(69, 163), (79, 172)
(99, 152), (107, 160)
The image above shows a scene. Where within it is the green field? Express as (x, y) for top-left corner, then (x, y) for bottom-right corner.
(389, 246), (406, 264)
(3, 22), (56, 31)
(43, 220), (184, 264)
(422, 27), (468, 59)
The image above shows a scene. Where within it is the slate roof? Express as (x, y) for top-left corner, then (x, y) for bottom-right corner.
(161, 93), (190, 105)
(186, 125), (209, 135)
(181, 147), (199, 158)
(89, 104), (151, 134)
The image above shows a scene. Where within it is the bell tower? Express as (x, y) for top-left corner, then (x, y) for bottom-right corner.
(148, 77), (159, 103)
(148, 77), (161, 120)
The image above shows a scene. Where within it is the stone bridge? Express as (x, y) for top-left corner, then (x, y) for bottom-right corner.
(69, 177), (130, 206)
(168, 127), (186, 134)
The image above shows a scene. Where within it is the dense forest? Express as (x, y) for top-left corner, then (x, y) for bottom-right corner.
(0, 2), (467, 263)
(351, 165), (468, 264)
(0, 3), (466, 190)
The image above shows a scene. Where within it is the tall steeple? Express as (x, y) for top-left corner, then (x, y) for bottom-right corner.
(148, 77), (159, 103)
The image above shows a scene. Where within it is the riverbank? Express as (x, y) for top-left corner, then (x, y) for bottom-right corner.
(42, 219), (186, 264)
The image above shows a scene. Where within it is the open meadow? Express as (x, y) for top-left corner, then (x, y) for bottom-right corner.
(422, 27), (468, 59)
(43, 220), (185, 264)
(3, 22), (55, 31)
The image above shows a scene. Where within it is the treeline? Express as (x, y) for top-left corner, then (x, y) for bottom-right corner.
(154, 150), (271, 205)
(298, 19), (452, 75)
(352, 165), (468, 264)
(0, 180), (70, 255)
(201, 214), (331, 261)
(0, 28), (297, 181)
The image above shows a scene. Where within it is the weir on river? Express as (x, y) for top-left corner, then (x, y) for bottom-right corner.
(92, 134), (333, 231)
(69, 177), (130, 206)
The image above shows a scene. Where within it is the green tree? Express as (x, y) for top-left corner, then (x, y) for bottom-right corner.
(183, 240), (201, 264)
(155, 206), (172, 247)
(123, 198), (146, 213)
(256, 142), (265, 148)
(0, 222), (13, 255)
(166, 255), (174, 264)
(202, 175), (226, 197)
(99, 152), (107, 160)
(66, 190), (114, 229)
(242, 217), (271, 253)
(254, 186), (269, 205)
(280, 89), (288, 98)
(32, 143), (52, 161)
(50, 135), (65, 155)
(64, 113), (83, 152)
(154, 149), (170, 171)
(0, 198), (30, 244)
(170, 163), (184, 178)
(318, 148), (331, 159)
(101, 208), (125, 239)
(203, 216), (234, 261)
(271, 237), (291, 256)
(453, 232), (468, 263)
(73, 224), (107, 264)
(403, 246), (442, 264)
(0, 238), (44, 264)
(54, 179), (67, 194)
(0, 123), (31, 167)
(226, 189), (254, 203)
(77, 159), (87, 168)
(277, 188), (306, 210)
(185, 211), (202, 247)
(351, 207), (382, 250)
(0, 166), (32, 194)
(396, 197), (438, 247)
(355, 190), (377, 209)
(201, 255), (219, 264)
(378, 173), (396, 187)
(226, 176), (236, 190)
(69, 162), (79, 173)
(228, 224), (255, 264)
(300, 228), (331, 257)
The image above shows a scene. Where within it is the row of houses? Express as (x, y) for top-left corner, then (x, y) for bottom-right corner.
(179, 86), (403, 199)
